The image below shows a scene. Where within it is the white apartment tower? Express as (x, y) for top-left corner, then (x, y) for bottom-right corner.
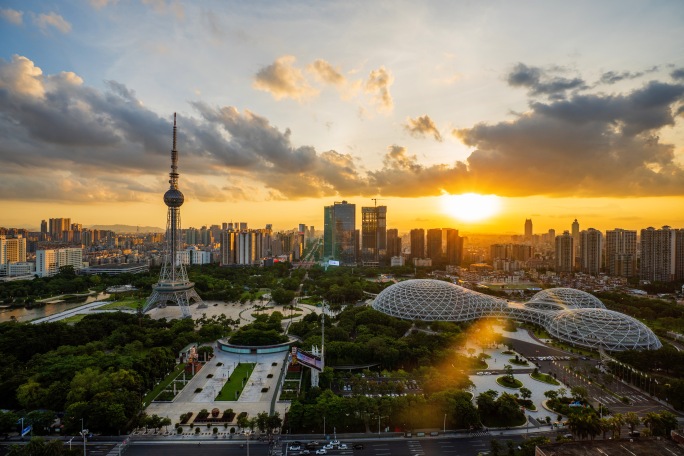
(36, 248), (84, 277)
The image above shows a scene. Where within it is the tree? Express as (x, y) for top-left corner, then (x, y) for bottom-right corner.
(609, 413), (624, 439)
(570, 386), (589, 402)
(544, 390), (558, 401)
(519, 387), (532, 401)
(624, 412), (640, 433)
(503, 364), (514, 383)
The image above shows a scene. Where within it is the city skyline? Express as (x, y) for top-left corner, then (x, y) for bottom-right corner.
(2, 1), (684, 233)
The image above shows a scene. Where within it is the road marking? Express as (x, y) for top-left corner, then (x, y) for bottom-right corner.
(620, 445), (637, 456)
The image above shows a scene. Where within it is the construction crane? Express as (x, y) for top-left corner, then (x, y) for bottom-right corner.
(371, 198), (386, 207)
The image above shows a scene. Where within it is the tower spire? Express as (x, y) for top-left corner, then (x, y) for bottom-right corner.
(144, 113), (205, 318)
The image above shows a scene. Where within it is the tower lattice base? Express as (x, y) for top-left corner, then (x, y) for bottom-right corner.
(144, 285), (206, 319)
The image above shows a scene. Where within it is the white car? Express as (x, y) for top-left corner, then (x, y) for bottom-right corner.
(339, 443), (348, 449)
(323, 443), (333, 450)
(315, 450), (327, 455)
(289, 445), (301, 451)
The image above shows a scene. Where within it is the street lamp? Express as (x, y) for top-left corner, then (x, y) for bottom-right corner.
(443, 414), (446, 433)
(80, 427), (88, 456)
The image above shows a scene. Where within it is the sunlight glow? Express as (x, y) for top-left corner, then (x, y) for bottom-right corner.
(441, 193), (501, 222)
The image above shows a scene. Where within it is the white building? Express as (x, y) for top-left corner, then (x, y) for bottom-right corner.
(36, 248), (84, 277)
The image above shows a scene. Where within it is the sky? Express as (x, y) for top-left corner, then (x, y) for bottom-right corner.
(1, 0), (684, 234)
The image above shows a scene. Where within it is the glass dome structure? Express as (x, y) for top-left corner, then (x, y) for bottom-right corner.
(372, 279), (507, 321)
(372, 279), (661, 352)
(526, 288), (606, 311)
(546, 309), (662, 351)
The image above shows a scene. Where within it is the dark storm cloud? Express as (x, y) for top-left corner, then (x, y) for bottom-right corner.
(600, 70), (644, 84)
(507, 63), (585, 97)
(671, 68), (684, 80)
(456, 80), (684, 197)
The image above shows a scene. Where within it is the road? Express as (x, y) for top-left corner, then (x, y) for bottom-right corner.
(119, 434), (527, 456)
(504, 337), (677, 421)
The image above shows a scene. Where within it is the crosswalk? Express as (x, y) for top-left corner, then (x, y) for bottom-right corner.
(372, 442), (392, 456)
(407, 440), (424, 455)
(594, 393), (650, 404)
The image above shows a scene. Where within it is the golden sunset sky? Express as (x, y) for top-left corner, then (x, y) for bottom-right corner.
(1, 1), (684, 234)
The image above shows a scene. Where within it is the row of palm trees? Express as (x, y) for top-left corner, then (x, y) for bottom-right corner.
(566, 410), (678, 440)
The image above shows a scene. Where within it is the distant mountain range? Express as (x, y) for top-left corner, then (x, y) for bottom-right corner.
(89, 224), (165, 234)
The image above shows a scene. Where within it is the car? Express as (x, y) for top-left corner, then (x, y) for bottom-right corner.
(476, 371), (483, 375)
(353, 443), (365, 450)
(484, 372), (492, 375)
(340, 444), (348, 449)
(323, 443), (333, 450)
(331, 440), (340, 446)
(315, 450), (327, 455)
(289, 445), (301, 451)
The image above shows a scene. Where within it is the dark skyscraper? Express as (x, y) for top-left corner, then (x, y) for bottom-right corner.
(426, 228), (442, 262)
(410, 228), (425, 260)
(323, 200), (357, 265)
(445, 228), (463, 266)
(361, 205), (387, 266)
(144, 114), (204, 318)
(386, 228), (401, 259)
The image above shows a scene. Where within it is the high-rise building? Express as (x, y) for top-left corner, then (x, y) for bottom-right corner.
(571, 219), (580, 257)
(579, 228), (603, 276)
(445, 229), (463, 266)
(605, 229), (637, 277)
(49, 218), (71, 238)
(410, 229), (425, 260)
(555, 231), (574, 273)
(640, 226), (677, 282)
(0, 235), (26, 264)
(323, 200), (357, 265)
(676, 230), (684, 281)
(36, 247), (83, 277)
(426, 228), (443, 262)
(524, 219), (533, 240)
(144, 114), (205, 318)
(220, 230), (237, 265)
(386, 229), (401, 259)
(361, 205), (387, 266)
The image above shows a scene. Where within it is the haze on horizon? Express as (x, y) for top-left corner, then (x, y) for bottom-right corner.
(1, 0), (684, 234)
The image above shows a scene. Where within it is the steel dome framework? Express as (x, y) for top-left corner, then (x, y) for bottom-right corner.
(372, 279), (661, 352)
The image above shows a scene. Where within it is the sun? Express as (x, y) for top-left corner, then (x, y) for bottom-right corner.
(441, 193), (501, 222)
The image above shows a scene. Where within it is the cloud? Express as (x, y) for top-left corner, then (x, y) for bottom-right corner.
(307, 59), (345, 86)
(507, 63), (585, 97)
(671, 68), (684, 80)
(456, 80), (684, 197)
(365, 66), (394, 112)
(253, 55), (319, 102)
(141, 0), (184, 19)
(404, 115), (443, 141)
(600, 70), (643, 85)
(0, 8), (23, 25)
(88, 0), (118, 8)
(33, 12), (72, 34)
(3, 55), (684, 205)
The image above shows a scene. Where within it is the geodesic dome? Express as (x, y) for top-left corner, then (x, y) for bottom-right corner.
(371, 280), (661, 351)
(545, 308), (662, 351)
(527, 288), (606, 311)
(372, 279), (507, 321)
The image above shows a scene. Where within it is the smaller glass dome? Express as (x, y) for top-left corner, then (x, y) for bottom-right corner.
(546, 309), (662, 351)
(527, 288), (605, 310)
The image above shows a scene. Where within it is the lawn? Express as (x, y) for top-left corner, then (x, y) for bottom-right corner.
(215, 363), (256, 401)
(99, 298), (145, 310)
(530, 371), (560, 385)
(143, 362), (189, 407)
(496, 376), (523, 389)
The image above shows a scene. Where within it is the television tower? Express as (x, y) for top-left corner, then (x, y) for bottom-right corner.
(143, 113), (205, 318)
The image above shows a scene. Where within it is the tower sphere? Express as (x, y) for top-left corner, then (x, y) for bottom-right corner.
(164, 188), (184, 207)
